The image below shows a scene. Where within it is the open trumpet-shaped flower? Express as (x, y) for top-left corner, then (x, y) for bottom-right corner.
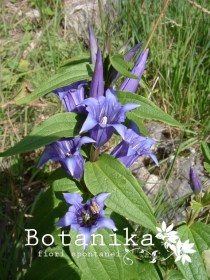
(111, 121), (158, 167)
(120, 49), (149, 93)
(38, 136), (95, 180)
(80, 90), (140, 147)
(56, 193), (116, 248)
(52, 81), (87, 113)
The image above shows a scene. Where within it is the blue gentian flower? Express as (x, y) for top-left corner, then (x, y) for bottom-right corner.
(80, 90), (140, 147)
(38, 136), (95, 180)
(189, 167), (202, 194)
(111, 121), (158, 167)
(52, 81), (87, 113)
(120, 48), (149, 93)
(56, 192), (116, 248)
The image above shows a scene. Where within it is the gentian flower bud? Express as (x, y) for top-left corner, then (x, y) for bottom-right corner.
(189, 167), (202, 194)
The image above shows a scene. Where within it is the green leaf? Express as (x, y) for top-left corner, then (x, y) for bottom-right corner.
(60, 54), (90, 68)
(137, 263), (162, 280)
(28, 168), (80, 237)
(16, 63), (93, 104)
(168, 270), (185, 280)
(201, 142), (210, 163)
(84, 154), (157, 232)
(204, 162), (210, 173)
(177, 222), (210, 280)
(70, 228), (140, 280)
(202, 250), (210, 277)
(191, 200), (203, 212)
(0, 113), (84, 157)
(24, 248), (80, 280)
(117, 91), (183, 128)
(110, 54), (138, 79)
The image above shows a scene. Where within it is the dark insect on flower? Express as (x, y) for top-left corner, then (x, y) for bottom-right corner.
(56, 193), (116, 248)
(189, 167), (202, 194)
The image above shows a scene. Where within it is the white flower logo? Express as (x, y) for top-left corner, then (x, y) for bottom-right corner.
(156, 221), (196, 264)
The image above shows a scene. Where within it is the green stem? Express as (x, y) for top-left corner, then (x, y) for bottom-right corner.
(90, 146), (100, 162)
(163, 269), (169, 280)
(188, 209), (200, 227)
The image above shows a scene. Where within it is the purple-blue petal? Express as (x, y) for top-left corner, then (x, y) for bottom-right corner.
(89, 48), (104, 97)
(90, 125), (115, 147)
(119, 49), (149, 93)
(63, 155), (84, 180)
(122, 102), (140, 113)
(94, 193), (110, 208)
(111, 127), (158, 167)
(78, 227), (91, 248)
(105, 87), (116, 97)
(37, 144), (63, 167)
(95, 217), (116, 231)
(125, 42), (142, 62)
(111, 140), (129, 157)
(130, 120), (140, 134)
(63, 193), (83, 205)
(53, 81), (86, 113)
(78, 136), (95, 147)
(80, 114), (98, 134)
(55, 211), (76, 227)
(88, 25), (98, 65)
(111, 124), (127, 139)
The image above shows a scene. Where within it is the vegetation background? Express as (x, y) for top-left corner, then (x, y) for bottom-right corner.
(0, 0), (209, 279)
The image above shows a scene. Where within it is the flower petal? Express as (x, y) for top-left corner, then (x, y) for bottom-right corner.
(90, 125), (115, 147)
(88, 25), (98, 65)
(94, 193), (110, 208)
(162, 221), (167, 232)
(129, 120), (140, 134)
(89, 48), (104, 97)
(37, 145), (61, 167)
(119, 49), (149, 93)
(63, 193), (83, 205)
(79, 136), (95, 147)
(55, 211), (76, 227)
(112, 124), (127, 139)
(95, 217), (116, 231)
(78, 227), (91, 249)
(80, 115), (98, 134)
(122, 102), (140, 113)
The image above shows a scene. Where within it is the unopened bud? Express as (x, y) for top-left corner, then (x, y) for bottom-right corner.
(189, 167), (202, 194)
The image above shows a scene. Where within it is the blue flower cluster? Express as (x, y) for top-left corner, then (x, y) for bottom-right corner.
(38, 26), (158, 181)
